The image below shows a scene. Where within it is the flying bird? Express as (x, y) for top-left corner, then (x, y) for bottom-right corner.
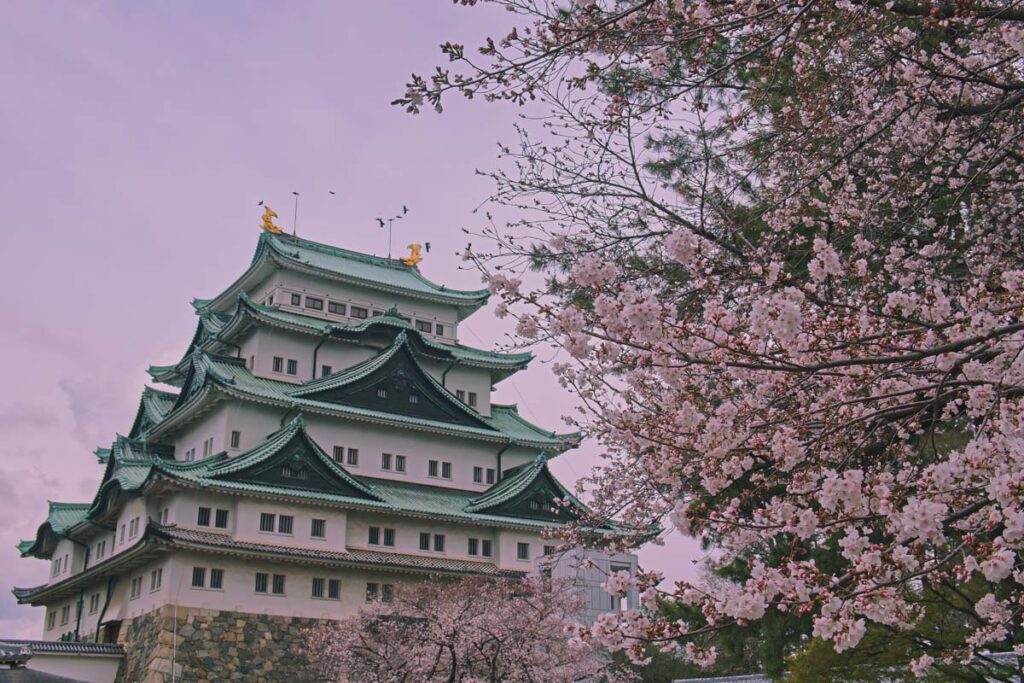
(402, 205), (408, 215)
(376, 218), (385, 228)
(425, 242), (431, 252)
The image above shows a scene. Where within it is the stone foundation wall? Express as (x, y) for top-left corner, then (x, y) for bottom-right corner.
(115, 605), (326, 683)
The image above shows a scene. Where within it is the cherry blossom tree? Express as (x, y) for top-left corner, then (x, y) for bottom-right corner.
(396, 0), (1024, 676)
(304, 576), (628, 682)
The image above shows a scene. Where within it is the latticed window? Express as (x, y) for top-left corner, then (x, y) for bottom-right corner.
(382, 584), (394, 603)
(517, 543), (530, 560)
(191, 567), (206, 588)
(254, 572), (268, 593)
(311, 578), (325, 599)
(441, 462), (452, 479)
(215, 509), (229, 528)
(468, 538), (479, 556)
(272, 574), (286, 595)
(311, 518), (326, 538)
(395, 455), (406, 473)
(278, 515), (294, 534)
(383, 528), (395, 547)
(259, 513), (275, 532)
(368, 526), (381, 545)
(419, 532), (430, 551)
(197, 507), (211, 527)
(328, 579), (341, 600)
(210, 569), (224, 590)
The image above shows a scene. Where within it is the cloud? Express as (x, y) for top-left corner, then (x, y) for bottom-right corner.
(0, 404), (58, 432)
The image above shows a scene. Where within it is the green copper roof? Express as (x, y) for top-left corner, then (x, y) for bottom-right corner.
(19, 503), (91, 558)
(129, 386), (179, 438)
(93, 447), (111, 464)
(201, 233), (489, 320)
(149, 350), (576, 452)
(147, 292), (531, 387)
(465, 455), (583, 514)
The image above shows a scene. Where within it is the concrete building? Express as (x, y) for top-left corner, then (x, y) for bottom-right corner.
(12, 232), (634, 682)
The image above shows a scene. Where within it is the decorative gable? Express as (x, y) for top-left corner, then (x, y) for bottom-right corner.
(293, 334), (495, 430)
(465, 456), (586, 522)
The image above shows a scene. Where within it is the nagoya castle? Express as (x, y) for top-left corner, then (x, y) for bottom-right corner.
(11, 218), (637, 682)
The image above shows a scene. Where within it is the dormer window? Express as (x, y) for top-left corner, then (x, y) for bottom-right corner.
(305, 296), (323, 311)
(377, 387), (387, 399)
(281, 465), (307, 480)
(351, 306), (369, 319)
(409, 393), (419, 404)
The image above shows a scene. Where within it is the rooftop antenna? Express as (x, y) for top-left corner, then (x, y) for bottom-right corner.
(376, 205), (408, 264)
(291, 192), (300, 238)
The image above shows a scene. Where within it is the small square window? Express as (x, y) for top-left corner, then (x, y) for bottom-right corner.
(210, 568), (224, 590)
(482, 540), (493, 557)
(259, 513), (276, 532)
(381, 453), (392, 470)
(434, 534), (445, 553)
(290, 293), (302, 306)
(286, 359), (298, 375)
(230, 430), (240, 449)
(215, 509), (229, 529)
(347, 448), (359, 466)
(415, 320), (433, 333)
(441, 462), (452, 479)
(321, 365), (333, 377)
(278, 515), (294, 534)
(305, 296), (323, 310)
(383, 528), (395, 547)
(473, 467), (483, 483)
(192, 567), (206, 588)
(328, 579), (341, 599)
(468, 392), (478, 407)
(328, 301), (346, 315)
(351, 306), (369, 319)
(428, 460), (439, 477)
(517, 543), (530, 560)
(272, 574), (286, 595)
(419, 532), (430, 551)
(395, 455), (406, 473)
(368, 526), (381, 545)
(311, 518), (326, 538)
(468, 538), (479, 556)
(312, 578), (325, 599)
(255, 572), (268, 593)
(197, 507), (211, 527)
(273, 356), (284, 373)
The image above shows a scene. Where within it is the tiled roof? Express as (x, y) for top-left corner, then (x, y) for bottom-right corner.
(0, 640), (124, 656)
(43, 503), (90, 535)
(157, 525), (523, 578)
(464, 455), (584, 514)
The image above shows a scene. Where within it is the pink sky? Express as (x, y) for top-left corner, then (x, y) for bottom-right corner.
(0, 1), (701, 637)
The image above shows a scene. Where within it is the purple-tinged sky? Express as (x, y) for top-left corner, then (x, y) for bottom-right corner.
(0, 1), (701, 636)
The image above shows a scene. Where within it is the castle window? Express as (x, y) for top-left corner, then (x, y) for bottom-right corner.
(286, 359), (298, 375)
(47, 611), (55, 630)
(530, 500), (540, 511)
(482, 540), (493, 557)
(89, 593), (100, 614)
(372, 310), (384, 317)
(328, 579), (341, 600)
(365, 583), (378, 602)
(197, 507), (211, 527)
(544, 545), (557, 556)
(415, 320), (433, 333)
(191, 567), (206, 588)
(441, 462), (452, 480)
(290, 293), (301, 306)
(272, 574), (286, 595)
(368, 526), (381, 545)
(468, 392), (478, 407)
(278, 515), (294, 535)
(312, 577), (325, 598)
(395, 455), (406, 473)
(255, 572), (268, 593)
(486, 468), (496, 485)
(328, 302), (346, 315)
(210, 569), (224, 590)
(473, 467), (483, 484)
(215, 509), (229, 528)
(151, 568), (163, 591)
(433, 534), (446, 553)
(273, 357), (284, 373)
(259, 513), (276, 532)
(281, 464), (307, 480)
(428, 460), (439, 477)
(321, 365), (332, 377)
(130, 577), (142, 600)
(376, 387), (387, 399)
(230, 430), (241, 449)
(468, 538), (479, 556)
(419, 533), (430, 551)
(383, 528), (396, 547)
(435, 324), (445, 336)
(456, 389), (465, 402)
(382, 584), (394, 603)
(305, 296), (323, 311)
(60, 605), (70, 626)
(311, 518), (326, 538)
(120, 524), (125, 544)
(332, 446), (344, 463)
(347, 448), (359, 466)
(351, 306), (369, 319)
(381, 452), (392, 470)
(517, 543), (530, 561)
(409, 393), (419, 404)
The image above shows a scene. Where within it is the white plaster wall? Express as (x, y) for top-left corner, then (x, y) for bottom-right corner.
(345, 510), (502, 563)
(46, 539), (79, 586)
(419, 359), (493, 417)
(111, 497), (148, 559)
(495, 530), (545, 572)
(235, 498), (348, 550)
(171, 405), (230, 462)
(26, 653), (122, 683)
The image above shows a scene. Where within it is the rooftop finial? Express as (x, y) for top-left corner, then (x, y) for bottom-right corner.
(400, 243), (424, 267)
(258, 203), (284, 234)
